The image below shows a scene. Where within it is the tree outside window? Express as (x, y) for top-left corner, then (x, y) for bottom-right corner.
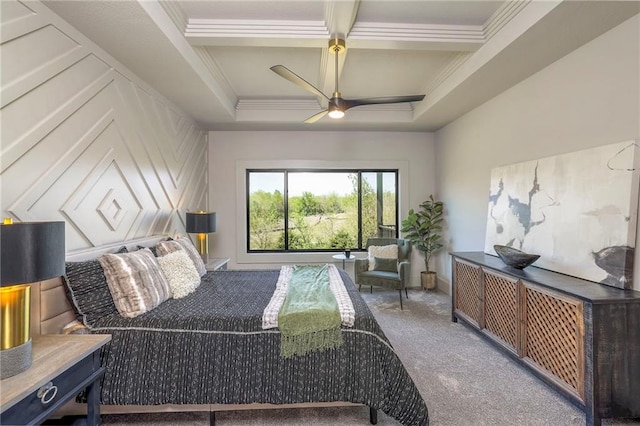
(247, 169), (397, 252)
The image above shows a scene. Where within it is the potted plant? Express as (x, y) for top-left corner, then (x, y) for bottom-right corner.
(400, 195), (444, 290)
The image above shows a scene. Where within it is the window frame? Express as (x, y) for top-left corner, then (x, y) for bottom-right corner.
(235, 158), (410, 268)
(246, 168), (399, 253)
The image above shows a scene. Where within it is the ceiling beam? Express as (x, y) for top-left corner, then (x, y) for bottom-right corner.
(413, 0), (563, 123)
(318, 0), (360, 104)
(138, 0), (237, 118)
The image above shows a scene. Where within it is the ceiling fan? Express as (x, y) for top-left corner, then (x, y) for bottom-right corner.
(270, 38), (426, 123)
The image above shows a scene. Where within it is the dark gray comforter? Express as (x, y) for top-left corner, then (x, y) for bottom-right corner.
(89, 269), (429, 426)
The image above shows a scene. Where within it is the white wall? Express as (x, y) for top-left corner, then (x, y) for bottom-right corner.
(208, 131), (435, 285)
(435, 14), (640, 291)
(0, 0), (208, 252)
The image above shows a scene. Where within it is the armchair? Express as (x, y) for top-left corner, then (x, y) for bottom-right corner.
(355, 238), (412, 309)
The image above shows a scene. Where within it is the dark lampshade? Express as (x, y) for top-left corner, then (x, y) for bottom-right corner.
(186, 212), (216, 234)
(1, 221), (66, 286)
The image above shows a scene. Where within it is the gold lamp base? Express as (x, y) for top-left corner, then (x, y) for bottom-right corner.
(195, 233), (209, 255)
(1, 284), (32, 379)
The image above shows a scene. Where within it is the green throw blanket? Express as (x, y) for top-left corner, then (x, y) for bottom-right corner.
(278, 264), (343, 358)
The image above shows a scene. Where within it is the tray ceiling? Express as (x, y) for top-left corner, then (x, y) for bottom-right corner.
(43, 0), (639, 131)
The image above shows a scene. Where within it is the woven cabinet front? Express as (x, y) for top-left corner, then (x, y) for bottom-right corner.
(483, 270), (519, 353)
(453, 259), (482, 327)
(522, 282), (585, 400)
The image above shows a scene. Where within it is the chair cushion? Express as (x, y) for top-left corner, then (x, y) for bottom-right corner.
(359, 270), (401, 281)
(373, 257), (398, 272)
(357, 270), (402, 290)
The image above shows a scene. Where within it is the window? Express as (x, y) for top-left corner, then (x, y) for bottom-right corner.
(247, 169), (398, 252)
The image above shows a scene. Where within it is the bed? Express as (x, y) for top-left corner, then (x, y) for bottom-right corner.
(33, 237), (429, 425)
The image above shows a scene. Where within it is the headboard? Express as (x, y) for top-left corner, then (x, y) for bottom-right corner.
(31, 236), (169, 336)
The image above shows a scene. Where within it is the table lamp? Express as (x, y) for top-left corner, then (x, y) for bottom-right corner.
(186, 211), (216, 255)
(1, 220), (65, 379)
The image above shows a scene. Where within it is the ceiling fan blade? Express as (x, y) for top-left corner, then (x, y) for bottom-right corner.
(270, 65), (330, 101)
(304, 110), (328, 124)
(344, 95), (425, 110)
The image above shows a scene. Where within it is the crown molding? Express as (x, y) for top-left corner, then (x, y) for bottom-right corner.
(236, 98), (320, 122)
(237, 99), (321, 111)
(185, 19), (329, 47)
(347, 22), (485, 51)
(158, 0), (188, 33)
(235, 98), (414, 122)
(193, 47), (237, 107)
(483, 0), (531, 41)
(422, 51), (472, 96)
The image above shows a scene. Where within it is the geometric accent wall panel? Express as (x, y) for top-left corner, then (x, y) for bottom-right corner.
(0, 0), (208, 252)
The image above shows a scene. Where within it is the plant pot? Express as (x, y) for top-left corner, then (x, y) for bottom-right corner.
(421, 271), (437, 290)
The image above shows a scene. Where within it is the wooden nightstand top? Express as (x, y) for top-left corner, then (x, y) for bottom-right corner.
(0, 334), (111, 412)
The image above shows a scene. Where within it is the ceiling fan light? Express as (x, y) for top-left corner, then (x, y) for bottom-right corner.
(328, 109), (344, 119)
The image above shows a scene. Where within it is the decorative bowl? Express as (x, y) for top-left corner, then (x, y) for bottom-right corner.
(493, 245), (540, 269)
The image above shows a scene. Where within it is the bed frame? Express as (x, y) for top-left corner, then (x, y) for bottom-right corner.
(34, 236), (376, 425)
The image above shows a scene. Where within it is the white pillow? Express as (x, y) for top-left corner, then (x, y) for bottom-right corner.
(368, 244), (398, 271)
(156, 238), (206, 276)
(157, 250), (201, 299)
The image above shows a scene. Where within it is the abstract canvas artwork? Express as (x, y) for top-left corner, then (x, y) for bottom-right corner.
(484, 140), (639, 288)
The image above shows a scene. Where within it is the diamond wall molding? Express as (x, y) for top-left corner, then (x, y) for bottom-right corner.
(0, 0), (208, 251)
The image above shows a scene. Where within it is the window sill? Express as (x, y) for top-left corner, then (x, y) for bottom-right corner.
(237, 251), (364, 265)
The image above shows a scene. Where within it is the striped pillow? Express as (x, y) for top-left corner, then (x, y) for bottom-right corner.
(98, 248), (172, 318)
(156, 237), (206, 276)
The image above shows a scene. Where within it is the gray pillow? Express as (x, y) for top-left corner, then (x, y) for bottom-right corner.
(373, 257), (398, 273)
(64, 260), (118, 326)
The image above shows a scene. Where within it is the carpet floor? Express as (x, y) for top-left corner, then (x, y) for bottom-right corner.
(99, 289), (640, 426)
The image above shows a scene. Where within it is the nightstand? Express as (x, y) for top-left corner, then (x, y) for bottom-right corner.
(203, 256), (230, 271)
(1, 334), (111, 425)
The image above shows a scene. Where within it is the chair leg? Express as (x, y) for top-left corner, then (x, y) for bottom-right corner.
(399, 290), (403, 310)
(370, 285), (373, 294)
(358, 284), (361, 291)
(405, 287), (408, 298)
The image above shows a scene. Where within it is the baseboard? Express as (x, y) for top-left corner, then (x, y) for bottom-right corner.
(436, 275), (450, 295)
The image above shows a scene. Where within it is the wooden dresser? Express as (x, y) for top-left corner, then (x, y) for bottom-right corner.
(451, 252), (640, 426)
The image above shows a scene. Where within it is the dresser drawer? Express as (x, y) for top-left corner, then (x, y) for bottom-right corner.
(2, 355), (96, 424)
